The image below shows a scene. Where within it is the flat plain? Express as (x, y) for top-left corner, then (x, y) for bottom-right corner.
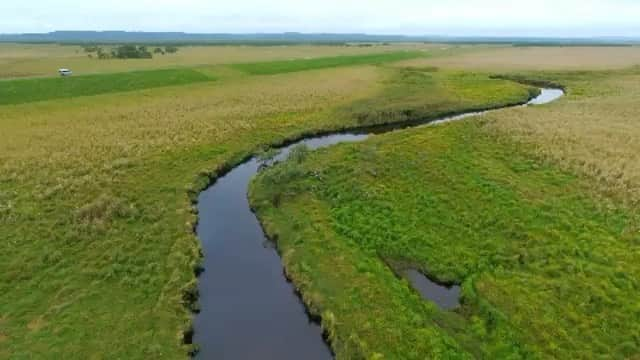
(2, 43), (640, 359)
(0, 42), (458, 79)
(399, 45), (640, 71)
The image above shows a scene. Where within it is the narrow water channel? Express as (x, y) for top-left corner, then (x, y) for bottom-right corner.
(405, 269), (461, 310)
(193, 89), (564, 359)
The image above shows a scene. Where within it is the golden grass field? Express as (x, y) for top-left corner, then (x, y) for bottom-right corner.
(0, 66), (382, 169)
(397, 45), (640, 204)
(484, 69), (640, 205)
(399, 46), (640, 71)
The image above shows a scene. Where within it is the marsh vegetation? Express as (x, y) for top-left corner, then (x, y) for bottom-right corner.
(0, 54), (392, 358)
(1, 43), (639, 359)
(250, 67), (640, 358)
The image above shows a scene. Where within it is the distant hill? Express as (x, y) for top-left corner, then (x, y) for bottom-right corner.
(0, 31), (638, 45)
(0, 31), (415, 44)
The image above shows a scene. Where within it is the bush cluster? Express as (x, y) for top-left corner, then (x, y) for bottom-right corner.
(82, 45), (180, 59)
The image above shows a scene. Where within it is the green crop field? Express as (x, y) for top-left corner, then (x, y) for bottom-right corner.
(1, 42), (640, 359)
(0, 68), (214, 105)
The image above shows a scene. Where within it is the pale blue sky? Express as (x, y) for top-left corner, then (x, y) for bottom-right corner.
(2, 0), (640, 36)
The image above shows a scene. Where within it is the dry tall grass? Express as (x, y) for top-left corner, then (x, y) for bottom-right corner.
(399, 46), (640, 71)
(400, 46), (640, 203)
(484, 70), (640, 204)
(0, 66), (381, 170)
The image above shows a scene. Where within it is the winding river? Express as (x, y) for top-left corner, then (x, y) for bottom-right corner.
(193, 88), (564, 359)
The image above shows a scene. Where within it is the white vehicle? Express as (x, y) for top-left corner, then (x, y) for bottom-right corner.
(58, 68), (73, 76)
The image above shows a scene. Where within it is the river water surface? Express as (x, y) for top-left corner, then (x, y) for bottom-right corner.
(193, 89), (564, 359)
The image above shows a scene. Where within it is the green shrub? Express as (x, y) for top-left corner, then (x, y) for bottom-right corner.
(111, 45), (153, 59)
(288, 144), (310, 163)
(165, 46), (179, 54)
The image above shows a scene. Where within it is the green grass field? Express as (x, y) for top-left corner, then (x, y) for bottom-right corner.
(2, 43), (640, 359)
(0, 68), (214, 105)
(232, 51), (426, 75)
(250, 69), (640, 358)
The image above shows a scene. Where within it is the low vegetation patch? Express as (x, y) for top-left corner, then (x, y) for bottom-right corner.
(232, 51), (426, 75)
(0, 68), (213, 105)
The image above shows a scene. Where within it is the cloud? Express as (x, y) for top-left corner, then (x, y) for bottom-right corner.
(1, 0), (639, 36)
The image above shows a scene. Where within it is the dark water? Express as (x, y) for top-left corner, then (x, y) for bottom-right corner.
(193, 89), (564, 359)
(193, 135), (365, 360)
(405, 270), (461, 310)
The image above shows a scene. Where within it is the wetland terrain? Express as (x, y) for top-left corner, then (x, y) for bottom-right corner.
(1, 43), (639, 358)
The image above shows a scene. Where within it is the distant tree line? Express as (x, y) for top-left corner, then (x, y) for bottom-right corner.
(343, 42), (391, 47)
(83, 45), (179, 59)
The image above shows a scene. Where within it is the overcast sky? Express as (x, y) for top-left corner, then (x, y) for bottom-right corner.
(2, 0), (640, 37)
